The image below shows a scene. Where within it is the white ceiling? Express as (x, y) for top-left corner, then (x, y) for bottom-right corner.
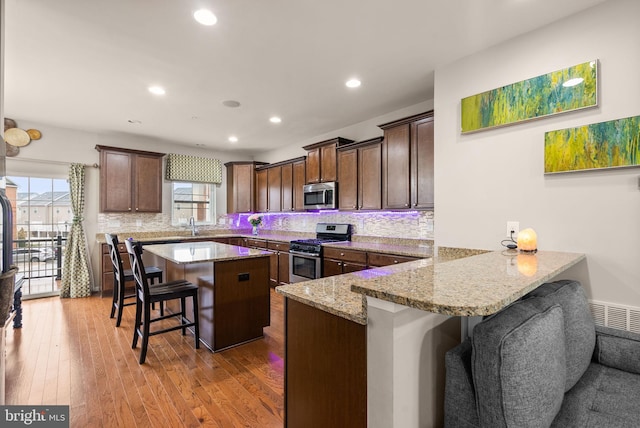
(4, 0), (608, 154)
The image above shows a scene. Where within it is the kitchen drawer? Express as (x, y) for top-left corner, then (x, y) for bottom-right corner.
(368, 252), (420, 267)
(267, 241), (289, 251)
(323, 247), (367, 264)
(246, 238), (268, 248)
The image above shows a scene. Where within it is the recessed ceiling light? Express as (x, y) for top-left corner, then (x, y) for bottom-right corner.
(562, 78), (584, 88)
(194, 9), (217, 26)
(148, 86), (166, 95)
(269, 116), (282, 124)
(346, 78), (361, 88)
(228, 136), (238, 143)
(222, 100), (241, 108)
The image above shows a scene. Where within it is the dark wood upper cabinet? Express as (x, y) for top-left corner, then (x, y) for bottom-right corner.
(338, 137), (382, 211)
(292, 159), (306, 211)
(378, 111), (434, 210)
(303, 137), (353, 184)
(255, 169), (268, 213)
(281, 163), (293, 212)
(225, 161), (267, 214)
(267, 166), (282, 213)
(96, 145), (164, 213)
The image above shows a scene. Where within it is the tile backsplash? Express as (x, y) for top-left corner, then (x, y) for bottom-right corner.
(98, 210), (434, 240)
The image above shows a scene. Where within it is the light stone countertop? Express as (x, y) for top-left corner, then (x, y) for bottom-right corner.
(143, 241), (271, 264)
(277, 250), (586, 323)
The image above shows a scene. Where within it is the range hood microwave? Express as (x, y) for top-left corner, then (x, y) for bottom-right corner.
(303, 182), (337, 210)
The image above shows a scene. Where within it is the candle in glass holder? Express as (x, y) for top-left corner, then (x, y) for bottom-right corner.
(517, 228), (537, 253)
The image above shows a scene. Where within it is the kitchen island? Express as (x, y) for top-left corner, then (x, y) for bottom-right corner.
(143, 241), (272, 352)
(277, 248), (586, 428)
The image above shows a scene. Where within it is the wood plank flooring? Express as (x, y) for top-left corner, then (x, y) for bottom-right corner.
(5, 289), (285, 427)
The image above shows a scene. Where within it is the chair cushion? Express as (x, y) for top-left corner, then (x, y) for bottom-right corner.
(525, 280), (596, 391)
(472, 302), (566, 427)
(551, 363), (640, 427)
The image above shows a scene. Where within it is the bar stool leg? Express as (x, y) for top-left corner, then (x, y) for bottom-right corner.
(139, 300), (152, 364)
(193, 293), (200, 349)
(110, 275), (118, 319)
(132, 296), (142, 349)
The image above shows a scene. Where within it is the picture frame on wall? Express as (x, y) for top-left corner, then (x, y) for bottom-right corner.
(544, 115), (640, 174)
(461, 60), (598, 134)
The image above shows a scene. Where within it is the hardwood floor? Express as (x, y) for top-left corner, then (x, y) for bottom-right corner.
(5, 288), (285, 427)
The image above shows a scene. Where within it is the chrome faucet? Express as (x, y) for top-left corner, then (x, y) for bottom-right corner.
(188, 216), (198, 236)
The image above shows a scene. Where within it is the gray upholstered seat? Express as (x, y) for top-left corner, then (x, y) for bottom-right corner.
(444, 280), (640, 428)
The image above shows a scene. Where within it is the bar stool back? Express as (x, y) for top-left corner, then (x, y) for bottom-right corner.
(124, 239), (200, 364)
(105, 233), (164, 327)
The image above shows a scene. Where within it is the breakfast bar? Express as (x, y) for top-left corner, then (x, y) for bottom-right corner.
(277, 249), (586, 428)
(143, 241), (272, 352)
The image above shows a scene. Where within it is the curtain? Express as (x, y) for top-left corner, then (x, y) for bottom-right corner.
(165, 153), (223, 183)
(60, 164), (92, 298)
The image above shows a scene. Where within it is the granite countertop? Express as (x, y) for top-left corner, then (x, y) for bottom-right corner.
(95, 231), (311, 244)
(277, 250), (586, 323)
(143, 241), (271, 264)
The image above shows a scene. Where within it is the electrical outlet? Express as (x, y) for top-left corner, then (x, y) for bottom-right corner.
(506, 221), (519, 238)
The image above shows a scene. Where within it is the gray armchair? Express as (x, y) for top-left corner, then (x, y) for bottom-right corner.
(444, 280), (640, 427)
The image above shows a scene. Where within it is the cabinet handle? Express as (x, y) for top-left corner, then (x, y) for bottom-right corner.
(128, 207), (132, 211)
(353, 205), (356, 209)
(405, 204), (409, 207)
(340, 252), (344, 256)
(394, 260), (399, 264)
(135, 207), (139, 211)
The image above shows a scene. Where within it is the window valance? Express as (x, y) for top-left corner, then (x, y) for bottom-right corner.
(165, 153), (223, 183)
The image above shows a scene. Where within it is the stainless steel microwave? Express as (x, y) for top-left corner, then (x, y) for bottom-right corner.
(303, 182), (337, 210)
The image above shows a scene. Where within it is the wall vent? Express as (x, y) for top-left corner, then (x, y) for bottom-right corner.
(589, 300), (640, 334)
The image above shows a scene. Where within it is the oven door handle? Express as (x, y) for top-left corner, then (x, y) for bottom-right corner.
(289, 250), (321, 257)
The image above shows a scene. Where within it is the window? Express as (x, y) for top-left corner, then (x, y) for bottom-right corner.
(172, 182), (215, 226)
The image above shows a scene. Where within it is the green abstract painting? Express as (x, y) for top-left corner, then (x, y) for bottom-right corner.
(545, 115), (640, 174)
(461, 60), (598, 133)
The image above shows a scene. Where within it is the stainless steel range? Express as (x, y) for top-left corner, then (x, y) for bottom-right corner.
(289, 223), (352, 283)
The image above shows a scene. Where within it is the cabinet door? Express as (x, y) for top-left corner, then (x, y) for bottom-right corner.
(292, 160), (306, 211)
(322, 258), (344, 277)
(255, 169), (268, 213)
(382, 124), (411, 209)
(411, 117), (434, 209)
(358, 142), (382, 210)
(338, 148), (358, 210)
(281, 163), (293, 212)
(134, 154), (163, 213)
(100, 150), (133, 212)
(278, 251), (290, 285)
(342, 262), (367, 274)
(267, 166), (282, 212)
(306, 148), (320, 183)
(320, 143), (337, 182)
(269, 250), (278, 287)
(233, 163), (255, 213)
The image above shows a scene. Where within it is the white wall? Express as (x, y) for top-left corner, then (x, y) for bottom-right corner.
(434, 0), (640, 305)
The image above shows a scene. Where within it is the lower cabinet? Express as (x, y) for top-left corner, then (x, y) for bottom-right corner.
(322, 247), (367, 276)
(267, 241), (290, 286)
(101, 242), (130, 296)
(285, 298), (366, 428)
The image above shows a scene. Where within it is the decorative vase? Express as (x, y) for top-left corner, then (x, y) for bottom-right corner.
(252, 225), (258, 235)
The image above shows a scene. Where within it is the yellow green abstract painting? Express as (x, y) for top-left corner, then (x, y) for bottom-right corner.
(545, 116), (640, 174)
(461, 60), (598, 133)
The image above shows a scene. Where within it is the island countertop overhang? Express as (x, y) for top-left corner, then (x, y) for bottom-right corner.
(276, 250), (586, 322)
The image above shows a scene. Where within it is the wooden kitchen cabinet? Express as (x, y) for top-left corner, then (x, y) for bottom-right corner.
(281, 157), (306, 212)
(322, 247), (367, 277)
(303, 137), (353, 184)
(255, 169), (268, 213)
(267, 241), (290, 286)
(367, 252), (421, 267)
(96, 145), (165, 213)
(338, 137), (382, 211)
(378, 111), (434, 210)
(267, 166), (282, 213)
(225, 161), (267, 214)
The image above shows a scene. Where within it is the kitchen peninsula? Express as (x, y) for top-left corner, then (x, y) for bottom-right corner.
(143, 241), (272, 352)
(277, 249), (586, 428)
